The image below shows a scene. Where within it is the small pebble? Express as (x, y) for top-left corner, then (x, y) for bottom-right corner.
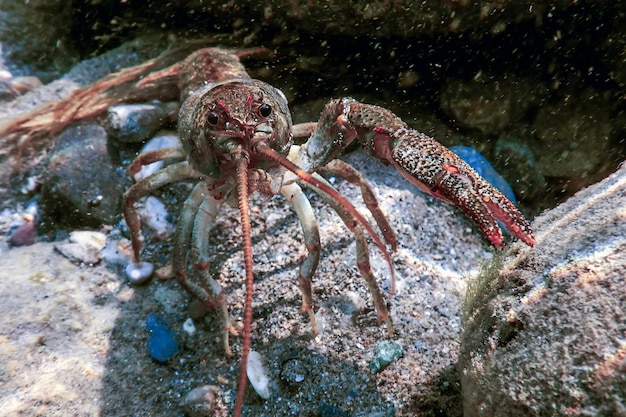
(246, 350), (272, 399)
(368, 341), (404, 373)
(182, 318), (196, 336)
(106, 102), (178, 143)
(54, 231), (107, 264)
(55, 241), (101, 264)
(125, 261), (154, 284)
(20, 176), (39, 195)
(154, 264), (174, 280)
(0, 75), (42, 101)
(134, 133), (181, 181)
(146, 313), (179, 364)
(181, 385), (223, 417)
(280, 357), (308, 386)
(138, 196), (174, 240)
(69, 230), (107, 251)
(8, 219), (35, 246)
(102, 239), (133, 266)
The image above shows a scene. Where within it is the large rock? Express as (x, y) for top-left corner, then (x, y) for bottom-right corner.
(41, 124), (128, 228)
(440, 75), (547, 136)
(532, 89), (614, 181)
(0, 243), (120, 416)
(0, 0), (76, 78)
(460, 163), (626, 416)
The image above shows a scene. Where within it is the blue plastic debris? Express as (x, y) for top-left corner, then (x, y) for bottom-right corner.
(146, 313), (179, 364)
(450, 145), (517, 205)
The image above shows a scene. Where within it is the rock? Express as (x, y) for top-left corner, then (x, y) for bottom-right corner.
(279, 357), (308, 387)
(7, 217), (36, 246)
(0, 0), (77, 78)
(0, 36), (169, 127)
(102, 238), (133, 266)
(532, 88), (613, 181)
(137, 196), (175, 240)
(5, 204), (39, 247)
(247, 350), (272, 400)
(146, 313), (179, 364)
(61, 35), (171, 86)
(125, 261), (154, 284)
(440, 75), (547, 136)
(182, 317), (196, 336)
(133, 133), (181, 181)
(106, 102), (178, 143)
(54, 230), (107, 264)
(450, 145), (517, 204)
(181, 385), (226, 417)
(460, 163), (626, 417)
(41, 124), (128, 228)
(368, 341), (404, 373)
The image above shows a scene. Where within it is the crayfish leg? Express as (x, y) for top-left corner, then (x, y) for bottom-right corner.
(281, 182), (321, 335)
(310, 172), (394, 336)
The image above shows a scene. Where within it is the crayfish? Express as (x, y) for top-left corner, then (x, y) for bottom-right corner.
(123, 47), (534, 417)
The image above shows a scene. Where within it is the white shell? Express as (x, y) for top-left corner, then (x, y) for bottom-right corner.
(246, 350), (271, 400)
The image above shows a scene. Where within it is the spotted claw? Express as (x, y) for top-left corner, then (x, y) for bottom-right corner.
(299, 98), (535, 248)
(388, 129), (535, 247)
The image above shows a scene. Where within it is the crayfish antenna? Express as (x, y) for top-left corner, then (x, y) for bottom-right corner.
(233, 152), (254, 417)
(254, 144), (396, 292)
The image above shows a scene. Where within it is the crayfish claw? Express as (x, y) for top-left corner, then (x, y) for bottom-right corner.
(388, 130), (535, 247)
(475, 179), (536, 247)
(437, 171), (507, 247)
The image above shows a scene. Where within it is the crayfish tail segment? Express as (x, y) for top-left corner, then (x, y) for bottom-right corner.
(389, 130), (535, 247)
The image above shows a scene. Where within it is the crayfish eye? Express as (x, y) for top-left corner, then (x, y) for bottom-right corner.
(207, 112), (219, 126)
(258, 103), (272, 118)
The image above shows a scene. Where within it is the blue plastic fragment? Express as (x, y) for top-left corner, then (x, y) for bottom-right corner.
(146, 313), (179, 364)
(450, 145), (517, 205)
